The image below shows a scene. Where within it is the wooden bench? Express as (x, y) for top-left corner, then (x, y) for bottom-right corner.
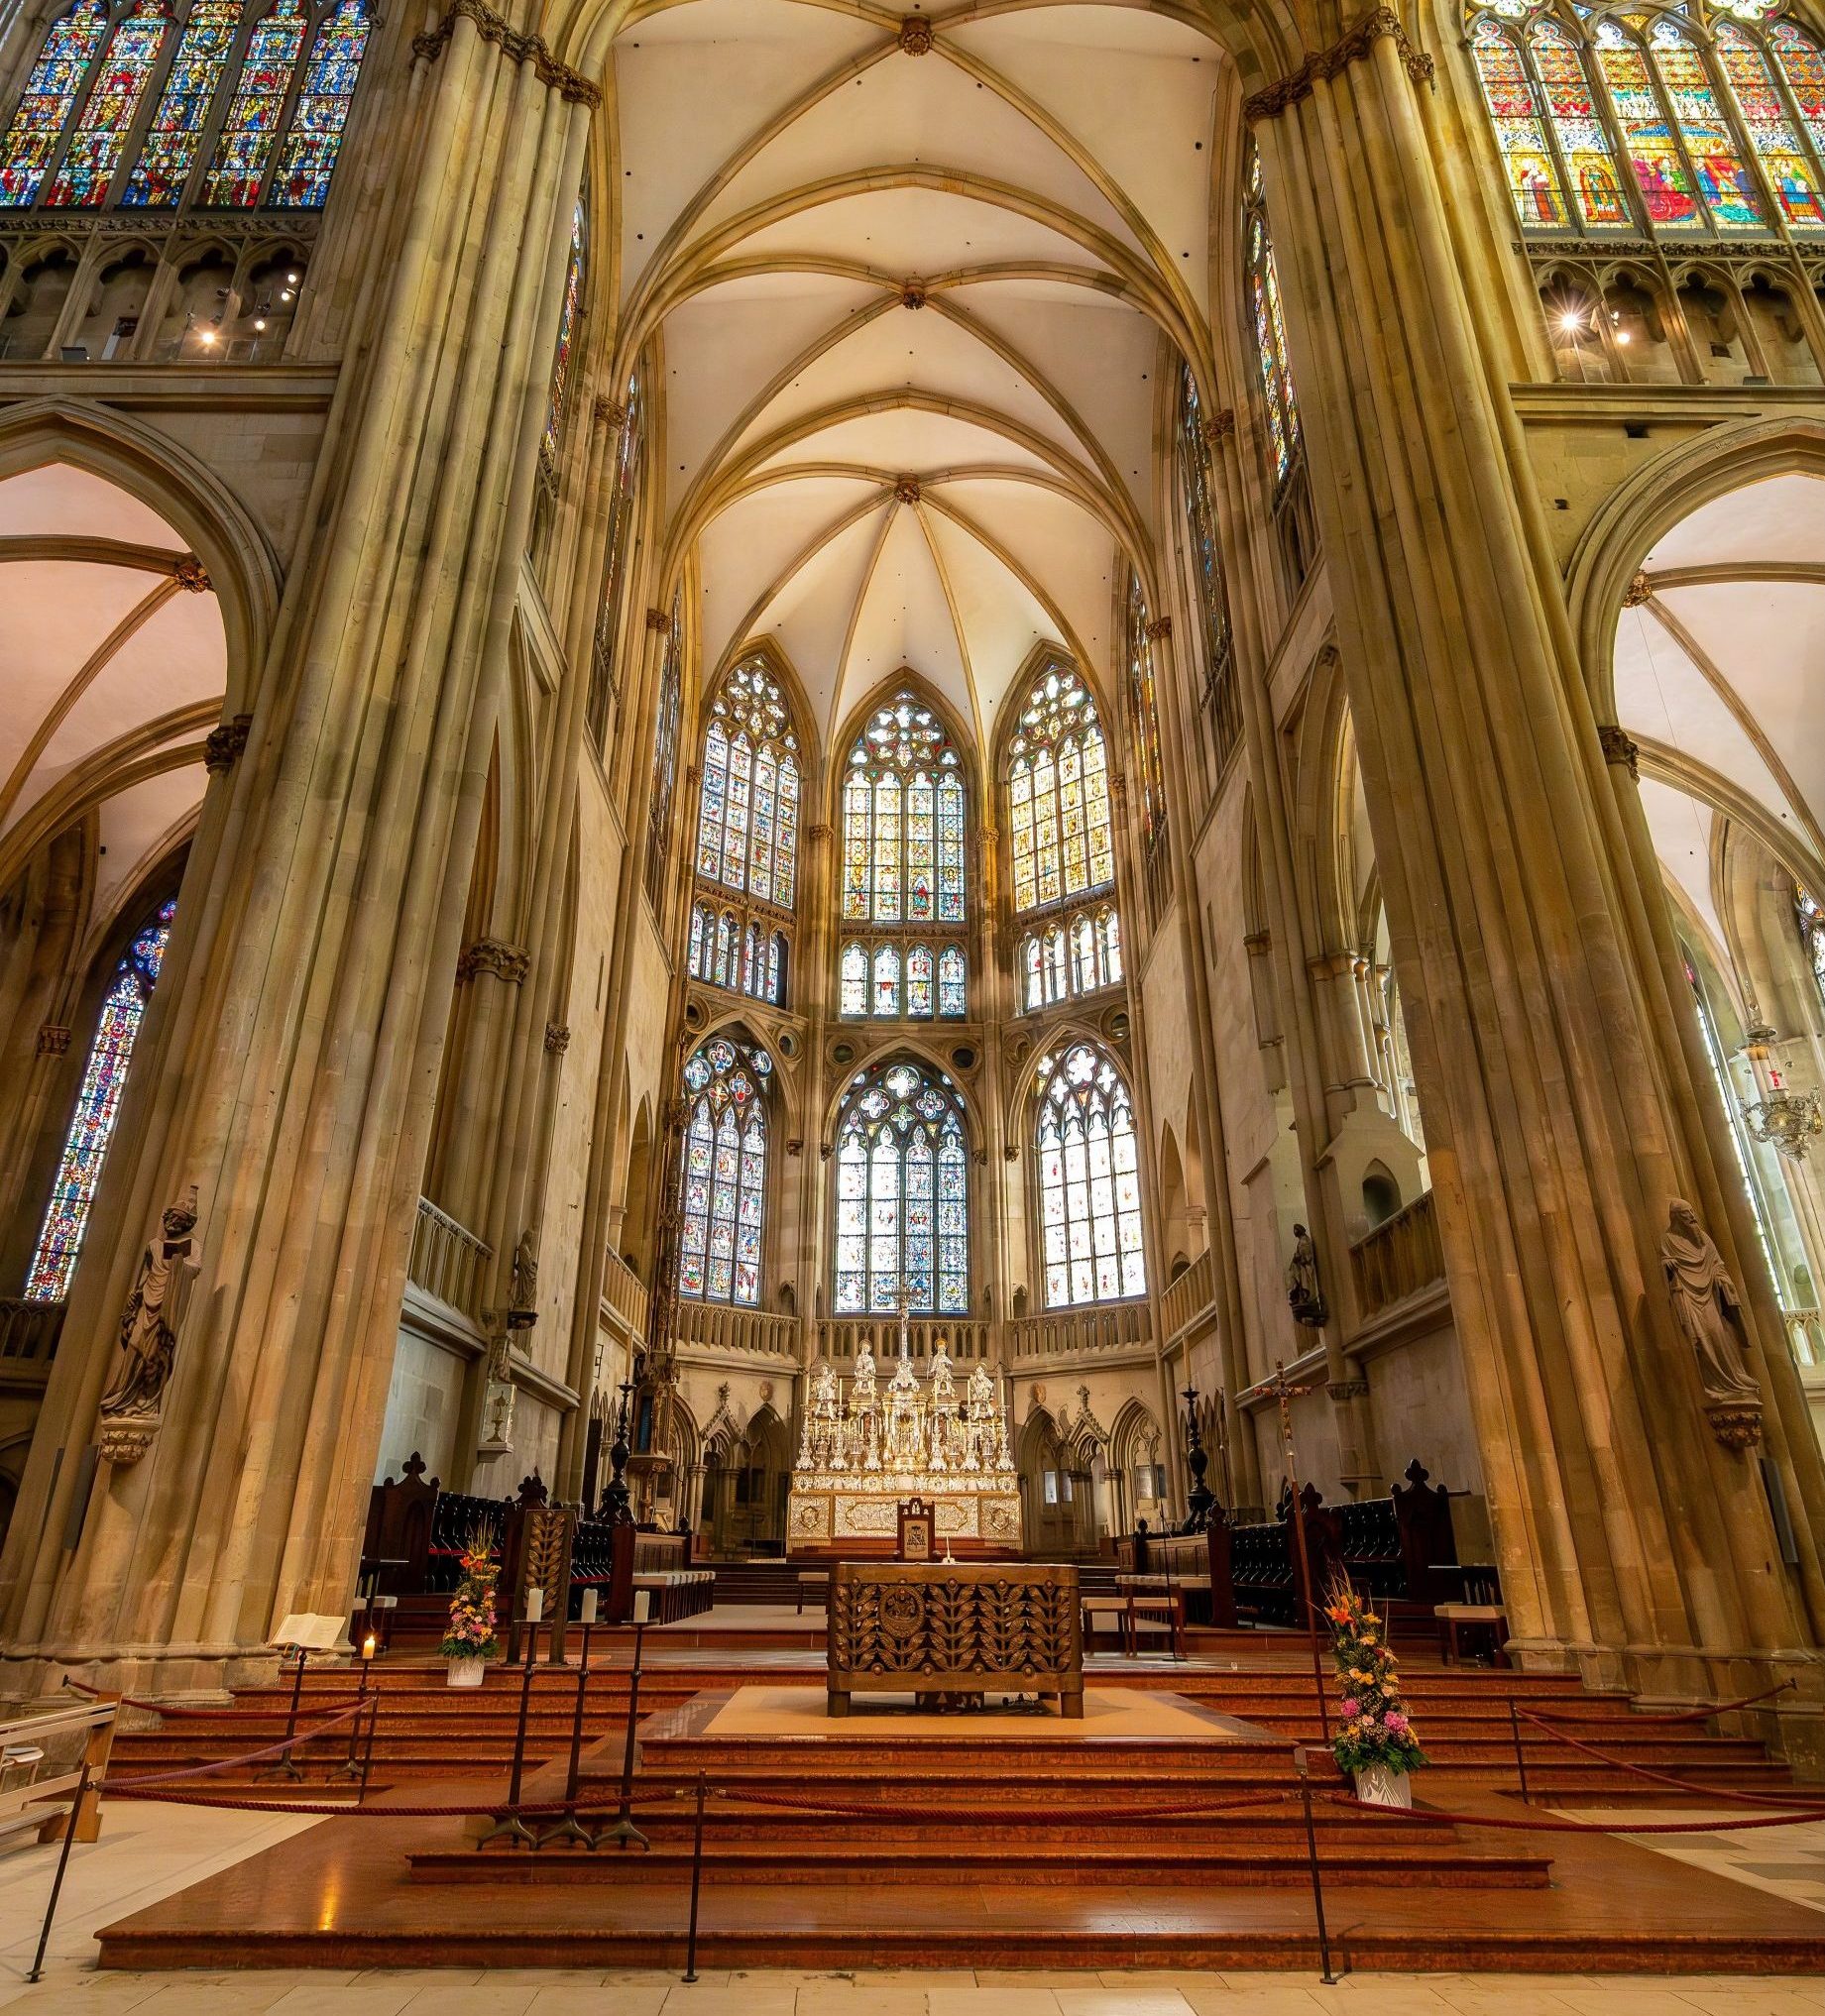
(1435, 1602), (1509, 1666)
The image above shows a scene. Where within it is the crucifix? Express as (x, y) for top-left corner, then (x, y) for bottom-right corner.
(1259, 1357), (1330, 1742)
(896, 1278), (915, 1364)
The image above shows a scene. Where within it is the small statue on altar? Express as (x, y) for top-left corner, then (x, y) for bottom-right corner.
(851, 1339), (878, 1412)
(929, 1335), (957, 1402)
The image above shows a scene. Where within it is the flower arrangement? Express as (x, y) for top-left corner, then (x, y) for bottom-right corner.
(438, 1532), (501, 1663)
(1324, 1583), (1426, 1780)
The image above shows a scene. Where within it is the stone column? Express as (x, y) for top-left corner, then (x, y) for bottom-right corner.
(0, 9), (598, 1696)
(1250, 17), (1823, 1705)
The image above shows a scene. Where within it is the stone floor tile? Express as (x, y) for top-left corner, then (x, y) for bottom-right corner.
(528, 1981), (673, 2016)
(928, 1988), (1063, 2016)
(270, 1984), (425, 2016)
(1052, 1990), (1198, 2016)
(1672, 1993), (1825, 2016)
(1179, 1987), (1328, 2016)
(131, 1983), (310, 2016)
(353, 1969), (486, 1989)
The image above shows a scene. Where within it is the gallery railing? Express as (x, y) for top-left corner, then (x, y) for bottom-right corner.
(1348, 1189), (1443, 1325)
(408, 1198), (492, 1325)
(675, 1301), (799, 1357)
(1159, 1249), (1216, 1346)
(1006, 1299), (1150, 1363)
(0, 1298), (64, 1375)
(600, 1250), (650, 1336)
(818, 1315), (993, 1364)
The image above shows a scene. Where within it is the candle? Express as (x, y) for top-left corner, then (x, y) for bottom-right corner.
(361, 1632), (377, 1661)
(633, 1589), (651, 1624)
(525, 1586), (544, 1623)
(580, 1589), (598, 1624)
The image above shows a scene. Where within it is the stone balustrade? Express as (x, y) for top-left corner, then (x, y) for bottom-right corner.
(676, 1300), (800, 1357)
(600, 1250), (649, 1336)
(1006, 1299), (1150, 1363)
(1159, 1249), (1215, 1344)
(1349, 1188), (1444, 1325)
(818, 1315), (993, 1363)
(407, 1197), (492, 1325)
(0, 1297), (64, 1378)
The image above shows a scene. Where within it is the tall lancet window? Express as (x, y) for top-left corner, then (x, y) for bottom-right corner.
(833, 1060), (969, 1315)
(588, 375), (644, 749)
(644, 589), (683, 910)
(1177, 366), (1240, 778)
(1800, 888), (1825, 1012)
(46, 0), (170, 206)
(837, 690), (967, 1018)
(123, 0), (241, 206)
(1123, 574), (1169, 893)
(26, 897), (176, 1301)
(540, 199), (586, 477)
(196, 0), (308, 206)
(695, 660), (800, 909)
(1035, 1042), (1146, 1308)
(677, 1036), (769, 1307)
(270, 0), (370, 208)
(1243, 139), (1302, 485)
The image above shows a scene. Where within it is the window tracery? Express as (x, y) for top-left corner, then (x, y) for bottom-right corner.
(676, 1035), (769, 1307)
(695, 659), (800, 911)
(1019, 906), (1121, 1012)
(833, 1059), (970, 1315)
(841, 691), (966, 927)
(0, 0), (370, 211)
(1006, 662), (1114, 916)
(686, 901), (784, 1006)
(1034, 1042), (1146, 1308)
(1468, 2), (1825, 240)
(26, 897), (176, 1301)
(837, 939), (966, 1019)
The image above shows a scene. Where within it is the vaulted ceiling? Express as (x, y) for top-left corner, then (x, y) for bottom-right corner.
(1613, 471), (1825, 957)
(609, 0), (1225, 757)
(0, 463), (222, 930)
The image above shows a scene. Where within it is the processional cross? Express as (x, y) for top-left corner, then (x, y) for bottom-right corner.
(1254, 1356), (1330, 1740)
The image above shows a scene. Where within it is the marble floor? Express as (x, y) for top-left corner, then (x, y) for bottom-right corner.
(3, 1798), (1824, 2014)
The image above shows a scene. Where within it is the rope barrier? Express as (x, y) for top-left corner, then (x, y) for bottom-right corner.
(97, 1701), (370, 1790)
(62, 1675), (368, 1720)
(1514, 1703), (1825, 1809)
(1325, 1790), (1825, 1834)
(1514, 1677), (1797, 1728)
(696, 1782), (1304, 1826)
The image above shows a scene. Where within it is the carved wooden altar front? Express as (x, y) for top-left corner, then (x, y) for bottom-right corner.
(826, 1560), (1083, 1718)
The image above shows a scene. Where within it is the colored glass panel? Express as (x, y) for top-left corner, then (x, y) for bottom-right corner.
(0, 0), (109, 207)
(676, 1037), (766, 1306)
(938, 945), (966, 1018)
(833, 1060), (969, 1315)
(1243, 141), (1302, 484)
(1719, 22), (1825, 229)
(1530, 22), (1633, 228)
(1035, 1041), (1146, 1309)
(1473, 19), (1570, 228)
(198, 0), (304, 204)
(122, 0), (238, 206)
(1177, 366), (1237, 770)
(1773, 23), (1825, 179)
(840, 692), (963, 929)
(26, 899), (175, 1299)
(1125, 575), (1168, 863)
(840, 943), (866, 1017)
(1596, 20), (1703, 227)
(270, 0), (367, 208)
(694, 660), (799, 908)
(542, 200), (585, 465)
(907, 944), (934, 1018)
(872, 943), (900, 1017)
(47, 0), (169, 208)
(1650, 17), (1764, 228)
(1006, 662), (1114, 915)
(688, 901), (706, 978)
(645, 594), (682, 906)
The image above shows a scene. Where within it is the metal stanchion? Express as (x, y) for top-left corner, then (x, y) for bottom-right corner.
(479, 1618), (540, 1848)
(26, 1756), (90, 1982)
(260, 1644), (308, 1782)
(1293, 1745), (1341, 1985)
(540, 1616), (597, 1848)
(357, 1692), (381, 1803)
(1510, 1697), (1532, 1805)
(598, 1609), (650, 1850)
(682, 1769), (707, 1984)
(334, 1631), (377, 1783)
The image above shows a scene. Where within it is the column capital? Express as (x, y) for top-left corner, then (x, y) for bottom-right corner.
(544, 1022), (571, 1054)
(457, 936), (531, 985)
(1597, 724), (1641, 779)
(412, 0), (602, 106)
(37, 1025), (72, 1056)
(1243, 7), (1434, 123)
(204, 713), (253, 773)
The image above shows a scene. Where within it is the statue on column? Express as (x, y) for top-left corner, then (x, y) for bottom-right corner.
(1286, 1223), (1327, 1327)
(97, 1188), (201, 1465)
(1659, 1197), (1764, 1449)
(508, 1228), (539, 1329)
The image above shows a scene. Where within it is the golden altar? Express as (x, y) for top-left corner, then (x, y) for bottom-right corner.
(786, 1333), (1023, 1558)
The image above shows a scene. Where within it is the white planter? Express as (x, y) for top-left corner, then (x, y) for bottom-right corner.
(1352, 1762), (1413, 1808)
(446, 1655), (487, 1689)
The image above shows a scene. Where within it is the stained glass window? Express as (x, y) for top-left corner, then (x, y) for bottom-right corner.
(0, 0), (110, 207)
(695, 659), (800, 909)
(541, 200), (586, 471)
(905, 943), (935, 1018)
(766, 932), (784, 1004)
(46, 0), (169, 208)
(688, 901), (708, 980)
(713, 911), (735, 989)
(676, 1036), (768, 1307)
(1035, 1042), (1146, 1308)
(1007, 662), (1114, 915)
(1719, 21), (1825, 229)
(1177, 366), (1241, 774)
(872, 944), (900, 1018)
(1473, 18), (1571, 227)
(841, 692), (965, 925)
(1243, 140), (1302, 485)
(270, 0), (369, 208)
(1018, 905), (1119, 1011)
(26, 898), (176, 1300)
(938, 945), (966, 1019)
(1774, 23), (1825, 173)
(1531, 21), (1633, 228)
(1798, 888), (1825, 1013)
(645, 590), (683, 909)
(589, 376), (644, 750)
(840, 943), (867, 1018)
(196, 0), (305, 205)
(1650, 17), (1764, 227)
(1125, 574), (1169, 869)
(1594, 19), (1705, 227)
(833, 1059), (969, 1315)
(741, 921), (759, 997)
(123, 0), (239, 206)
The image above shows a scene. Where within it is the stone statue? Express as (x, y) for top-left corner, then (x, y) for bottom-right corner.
(508, 1228), (539, 1328)
(1660, 1198), (1763, 1448)
(928, 1336), (957, 1404)
(98, 1189), (200, 1465)
(1286, 1223), (1327, 1328)
(851, 1340), (878, 1412)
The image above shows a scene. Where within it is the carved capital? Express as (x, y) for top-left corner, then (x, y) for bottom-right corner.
(457, 937), (531, 985)
(98, 1414), (161, 1465)
(37, 1025), (72, 1056)
(1199, 409), (1236, 446)
(1704, 1400), (1764, 1452)
(1145, 616), (1173, 642)
(204, 713), (253, 773)
(807, 822), (835, 843)
(1622, 569), (1654, 609)
(1243, 7), (1434, 123)
(544, 1022), (571, 1054)
(646, 606), (672, 631)
(412, 0), (601, 105)
(171, 554), (211, 593)
(596, 394), (628, 430)
(1597, 724), (1641, 779)
(1325, 1378), (1369, 1403)
(898, 14), (934, 54)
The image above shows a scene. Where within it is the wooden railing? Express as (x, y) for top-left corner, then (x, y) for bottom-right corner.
(408, 1198), (492, 1324)
(1349, 1188), (1444, 1324)
(600, 1250), (649, 1336)
(676, 1301), (799, 1357)
(819, 1315), (993, 1363)
(1006, 1299), (1150, 1362)
(1159, 1249), (1215, 1343)
(0, 1298), (64, 1372)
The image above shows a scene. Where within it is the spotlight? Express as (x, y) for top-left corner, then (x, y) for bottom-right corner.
(197, 326), (216, 346)
(253, 316), (268, 331)
(1557, 310), (1583, 335)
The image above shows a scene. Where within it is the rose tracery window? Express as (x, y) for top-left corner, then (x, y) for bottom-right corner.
(1035, 1042), (1146, 1308)
(26, 897), (176, 1301)
(1468, 3), (1825, 241)
(676, 1036), (769, 1307)
(832, 1060), (969, 1315)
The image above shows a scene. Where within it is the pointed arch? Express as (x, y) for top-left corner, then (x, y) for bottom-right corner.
(831, 1054), (970, 1316)
(1032, 1037), (1146, 1308)
(676, 1031), (772, 1307)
